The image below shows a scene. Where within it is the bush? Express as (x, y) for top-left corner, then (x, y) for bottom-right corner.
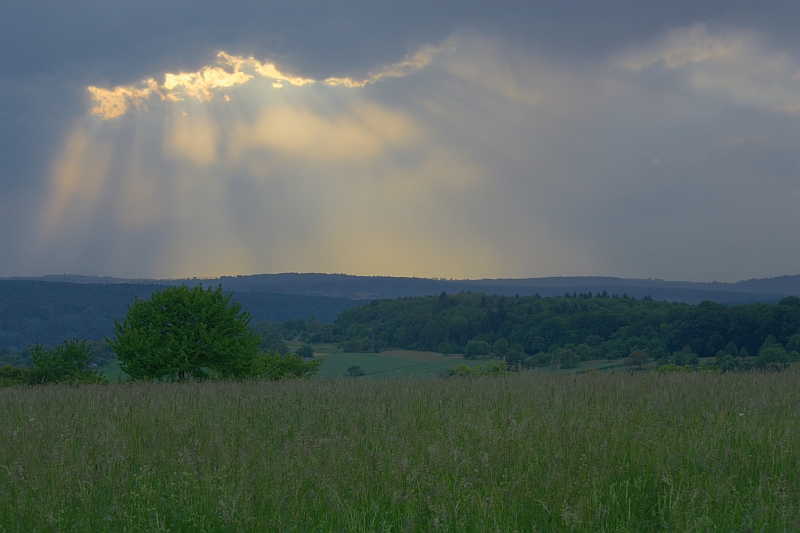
(296, 345), (314, 359)
(552, 348), (579, 369)
(251, 352), (321, 380)
(756, 336), (789, 369)
(347, 365), (365, 377)
(437, 342), (458, 355)
(0, 364), (31, 386)
(505, 344), (527, 369)
(1, 340), (108, 387)
(657, 364), (691, 374)
(786, 333), (800, 354)
(446, 360), (507, 377)
(30, 340), (108, 385)
(339, 338), (370, 353)
(464, 340), (492, 359)
(268, 342), (289, 354)
(575, 343), (594, 361)
(491, 339), (509, 358)
(627, 349), (649, 369)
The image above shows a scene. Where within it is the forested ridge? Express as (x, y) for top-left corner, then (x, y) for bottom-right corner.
(0, 280), (358, 352)
(332, 291), (800, 364)
(9, 273), (799, 303)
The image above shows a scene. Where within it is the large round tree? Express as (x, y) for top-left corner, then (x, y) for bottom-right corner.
(109, 284), (260, 381)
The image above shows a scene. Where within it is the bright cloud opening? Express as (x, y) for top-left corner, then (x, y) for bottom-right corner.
(87, 45), (446, 119)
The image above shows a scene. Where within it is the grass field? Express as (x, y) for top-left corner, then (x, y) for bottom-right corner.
(98, 342), (676, 381)
(2, 369), (799, 531)
(315, 350), (487, 379)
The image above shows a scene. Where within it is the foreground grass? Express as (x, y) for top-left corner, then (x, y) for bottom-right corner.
(1, 372), (799, 532)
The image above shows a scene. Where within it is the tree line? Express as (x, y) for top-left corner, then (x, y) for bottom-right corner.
(1, 285), (321, 386)
(0, 280), (358, 352)
(330, 291), (800, 369)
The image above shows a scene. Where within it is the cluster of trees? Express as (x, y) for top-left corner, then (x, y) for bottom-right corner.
(1, 339), (117, 370)
(254, 316), (325, 354)
(1, 285), (321, 386)
(0, 280), (356, 353)
(332, 291), (800, 369)
(0, 339), (107, 386)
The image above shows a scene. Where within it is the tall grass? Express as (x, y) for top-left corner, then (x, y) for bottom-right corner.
(1, 370), (798, 532)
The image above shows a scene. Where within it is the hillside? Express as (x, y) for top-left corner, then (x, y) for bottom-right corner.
(0, 281), (358, 351)
(331, 292), (800, 364)
(8, 273), (798, 304)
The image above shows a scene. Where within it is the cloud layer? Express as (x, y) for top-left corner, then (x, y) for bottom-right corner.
(1, 3), (797, 282)
(87, 46), (443, 119)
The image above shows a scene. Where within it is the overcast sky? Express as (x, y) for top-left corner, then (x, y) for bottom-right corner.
(0, 1), (797, 282)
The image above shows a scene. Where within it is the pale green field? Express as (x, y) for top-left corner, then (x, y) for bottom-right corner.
(315, 351), (486, 379)
(1, 370), (798, 531)
(283, 343), (488, 378)
(97, 345), (484, 381)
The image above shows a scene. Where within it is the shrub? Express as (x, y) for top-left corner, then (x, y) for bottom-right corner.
(251, 352), (322, 380)
(30, 339), (108, 385)
(505, 344), (527, 369)
(627, 349), (649, 369)
(296, 345), (314, 359)
(447, 360), (507, 377)
(756, 336), (789, 369)
(491, 338), (509, 358)
(464, 340), (492, 359)
(553, 348), (580, 369)
(347, 365), (365, 377)
(657, 364), (691, 374)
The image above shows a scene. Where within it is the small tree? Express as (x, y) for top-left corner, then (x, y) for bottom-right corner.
(785, 333), (800, 354)
(756, 336), (788, 369)
(347, 365), (365, 377)
(505, 343), (526, 369)
(575, 343), (593, 361)
(30, 339), (107, 385)
(109, 284), (260, 381)
(492, 338), (509, 358)
(464, 340), (491, 359)
(296, 345), (314, 359)
(554, 348), (580, 369)
(627, 349), (649, 369)
(251, 351), (321, 380)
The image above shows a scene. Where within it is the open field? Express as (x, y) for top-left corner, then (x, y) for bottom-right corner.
(95, 350), (734, 382)
(282, 343), (488, 378)
(315, 352), (486, 379)
(313, 348), (486, 379)
(2, 370), (799, 532)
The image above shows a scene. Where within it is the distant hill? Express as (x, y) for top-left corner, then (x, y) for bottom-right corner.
(331, 291), (800, 360)
(0, 281), (359, 351)
(1, 273), (798, 352)
(8, 273), (798, 304)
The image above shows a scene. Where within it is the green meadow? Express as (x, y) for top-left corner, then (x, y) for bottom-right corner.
(2, 369), (799, 532)
(314, 350), (487, 379)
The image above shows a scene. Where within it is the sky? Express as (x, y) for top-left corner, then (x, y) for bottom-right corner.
(0, 1), (797, 282)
